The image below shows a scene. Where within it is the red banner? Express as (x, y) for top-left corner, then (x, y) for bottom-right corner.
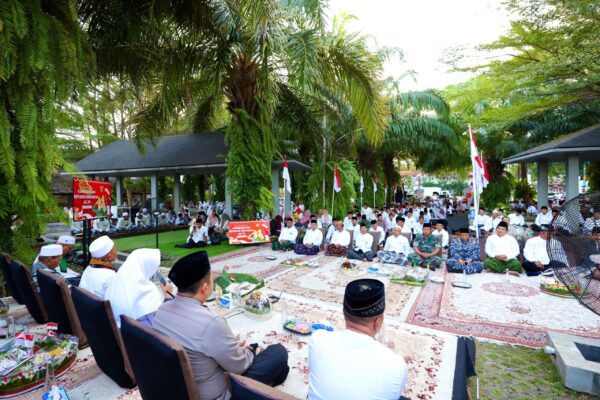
(228, 221), (270, 244)
(73, 178), (112, 221)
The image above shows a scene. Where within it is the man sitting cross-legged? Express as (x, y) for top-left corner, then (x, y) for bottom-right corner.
(406, 223), (442, 269)
(325, 221), (351, 256)
(272, 217), (298, 251)
(294, 219), (323, 255)
(483, 221), (522, 275)
(522, 224), (552, 276)
(347, 224), (374, 261)
(377, 226), (411, 265)
(308, 279), (408, 400)
(446, 227), (483, 274)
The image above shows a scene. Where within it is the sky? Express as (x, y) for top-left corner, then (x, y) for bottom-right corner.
(327, 0), (511, 91)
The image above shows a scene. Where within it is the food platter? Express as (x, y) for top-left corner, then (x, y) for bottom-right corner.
(539, 281), (591, 298)
(589, 254), (600, 264)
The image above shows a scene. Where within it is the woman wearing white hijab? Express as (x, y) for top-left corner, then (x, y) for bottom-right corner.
(106, 248), (172, 327)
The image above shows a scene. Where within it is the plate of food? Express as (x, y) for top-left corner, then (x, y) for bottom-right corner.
(265, 255), (278, 261)
(589, 254), (600, 264)
(430, 276), (445, 284)
(390, 268), (428, 286)
(243, 291), (272, 320)
(540, 281), (591, 298)
(283, 319), (313, 335)
(340, 260), (366, 276)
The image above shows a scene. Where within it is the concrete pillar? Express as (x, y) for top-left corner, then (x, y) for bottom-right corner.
(537, 160), (549, 209)
(173, 174), (180, 210)
(271, 168), (280, 216)
(566, 155), (580, 201)
(225, 175), (232, 217)
(115, 176), (123, 206)
(150, 174), (158, 210)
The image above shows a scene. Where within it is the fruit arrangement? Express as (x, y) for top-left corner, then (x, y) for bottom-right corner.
(540, 281), (591, 298)
(243, 291), (272, 320)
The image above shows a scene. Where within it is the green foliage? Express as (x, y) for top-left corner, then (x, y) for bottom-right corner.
(304, 159), (359, 219)
(0, 0), (92, 253)
(513, 180), (537, 202)
(481, 175), (514, 210)
(587, 162), (600, 192)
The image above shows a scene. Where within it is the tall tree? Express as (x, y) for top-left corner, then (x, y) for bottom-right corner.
(0, 0), (93, 256)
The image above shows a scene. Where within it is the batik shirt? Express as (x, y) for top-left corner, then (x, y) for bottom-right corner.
(449, 238), (480, 262)
(413, 234), (441, 254)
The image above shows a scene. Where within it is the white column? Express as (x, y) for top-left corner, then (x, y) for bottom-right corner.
(225, 175), (232, 217)
(537, 160), (548, 209)
(173, 174), (180, 210)
(271, 168), (280, 216)
(566, 155), (579, 201)
(115, 176), (123, 206)
(150, 174), (158, 210)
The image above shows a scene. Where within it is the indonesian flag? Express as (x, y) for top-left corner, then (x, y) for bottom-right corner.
(333, 165), (342, 193)
(282, 157), (292, 194)
(16, 332), (35, 348)
(469, 126), (490, 192)
(359, 175), (364, 193)
(47, 322), (58, 331)
(373, 173), (377, 193)
(480, 151), (490, 188)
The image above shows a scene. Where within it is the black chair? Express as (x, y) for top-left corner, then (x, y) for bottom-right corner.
(226, 373), (301, 400)
(9, 260), (47, 324)
(120, 316), (199, 400)
(0, 253), (24, 304)
(37, 270), (87, 348)
(71, 287), (136, 388)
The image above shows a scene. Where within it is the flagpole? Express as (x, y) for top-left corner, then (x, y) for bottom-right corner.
(470, 124), (480, 239)
(332, 182), (336, 220)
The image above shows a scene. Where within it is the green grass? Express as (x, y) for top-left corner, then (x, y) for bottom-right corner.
(111, 230), (242, 262)
(469, 341), (596, 399)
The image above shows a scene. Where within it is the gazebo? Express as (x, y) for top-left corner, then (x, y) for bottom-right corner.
(502, 124), (600, 206)
(66, 132), (310, 215)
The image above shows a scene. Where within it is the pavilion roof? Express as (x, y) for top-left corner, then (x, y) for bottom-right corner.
(68, 132), (310, 177)
(502, 124), (600, 164)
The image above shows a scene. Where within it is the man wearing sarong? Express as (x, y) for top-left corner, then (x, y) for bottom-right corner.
(326, 221), (351, 256)
(446, 228), (482, 274)
(483, 221), (521, 274)
(377, 226), (411, 265)
(406, 223), (442, 269)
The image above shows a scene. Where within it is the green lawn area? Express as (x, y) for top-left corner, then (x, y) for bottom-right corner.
(469, 341), (595, 399)
(112, 230), (242, 262)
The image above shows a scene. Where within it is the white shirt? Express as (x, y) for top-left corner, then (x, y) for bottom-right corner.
(325, 225), (336, 242)
(189, 225), (208, 243)
(319, 214), (332, 227)
(399, 222), (412, 234)
(351, 223), (361, 237)
(508, 213), (525, 226)
(535, 212), (553, 226)
(308, 329), (407, 400)
(95, 219), (111, 232)
(79, 266), (117, 299)
(369, 226), (385, 244)
(413, 223), (424, 235)
(353, 232), (373, 253)
(343, 217), (354, 230)
(432, 229), (449, 247)
(117, 218), (132, 229)
(485, 234), (520, 260)
(584, 217), (600, 232)
(361, 207), (374, 220)
(523, 236), (549, 265)
(492, 216), (503, 230)
(303, 228), (323, 247)
(472, 214), (492, 231)
(330, 230), (351, 247)
(383, 234), (411, 255)
(279, 226), (299, 242)
(527, 205), (538, 215)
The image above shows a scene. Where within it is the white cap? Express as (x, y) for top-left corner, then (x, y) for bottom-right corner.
(40, 244), (63, 257)
(142, 208), (148, 213)
(122, 212), (129, 217)
(57, 235), (76, 245)
(90, 236), (115, 258)
(111, 215), (118, 220)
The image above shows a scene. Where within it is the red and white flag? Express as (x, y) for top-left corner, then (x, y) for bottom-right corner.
(16, 332), (35, 348)
(282, 157), (292, 194)
(333, 165), (342, 193)
(469, 126), (490, 193)
(372, 173), (378, 193)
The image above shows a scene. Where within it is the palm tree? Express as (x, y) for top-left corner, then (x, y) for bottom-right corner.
(78, 1), (387, 218)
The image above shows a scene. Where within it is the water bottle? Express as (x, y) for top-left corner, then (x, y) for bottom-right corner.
(504, 268), (510, 283)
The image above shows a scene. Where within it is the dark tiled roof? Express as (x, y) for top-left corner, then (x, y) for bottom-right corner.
(71, 132), (310, 176)
(503, 124), (600, 163)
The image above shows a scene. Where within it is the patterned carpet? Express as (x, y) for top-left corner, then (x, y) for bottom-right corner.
(406, 268), (600, 347)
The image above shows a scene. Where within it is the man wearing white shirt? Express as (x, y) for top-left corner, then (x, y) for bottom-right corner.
(432, 222), (449, 248)
(347, 224), (374, 261)
(272, 218), (298, 251)
(176, 219), (209, 248)
(350, 216), (361, 237)
(395, 217), (412, 235)
(527, 203), (538, 216)
(491, 210), (503, 231)
(533, 206), (553, 230)
(413, 215), (425, 235)
(584, 210), (600, 234)
(308, 279), (408, 400)
(470, 208), (492, 236)
(508, 209), (525, 226)
(361, 204), (374, 220)
(377, 227), (411, 265)
(326, 221), (351, 256)
(324, 218), (337, 244)
(368, 219), (385, 247)
(343, 212), (354, 230)
(294, 219), (323, 255)
(483, 221), (522, 274)
(522, 225), (552, 276)
(79, 235), (117, 299)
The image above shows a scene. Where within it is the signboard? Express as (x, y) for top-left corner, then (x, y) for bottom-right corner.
(228, 221), (270, 244)
(73, 178), (112, 221)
